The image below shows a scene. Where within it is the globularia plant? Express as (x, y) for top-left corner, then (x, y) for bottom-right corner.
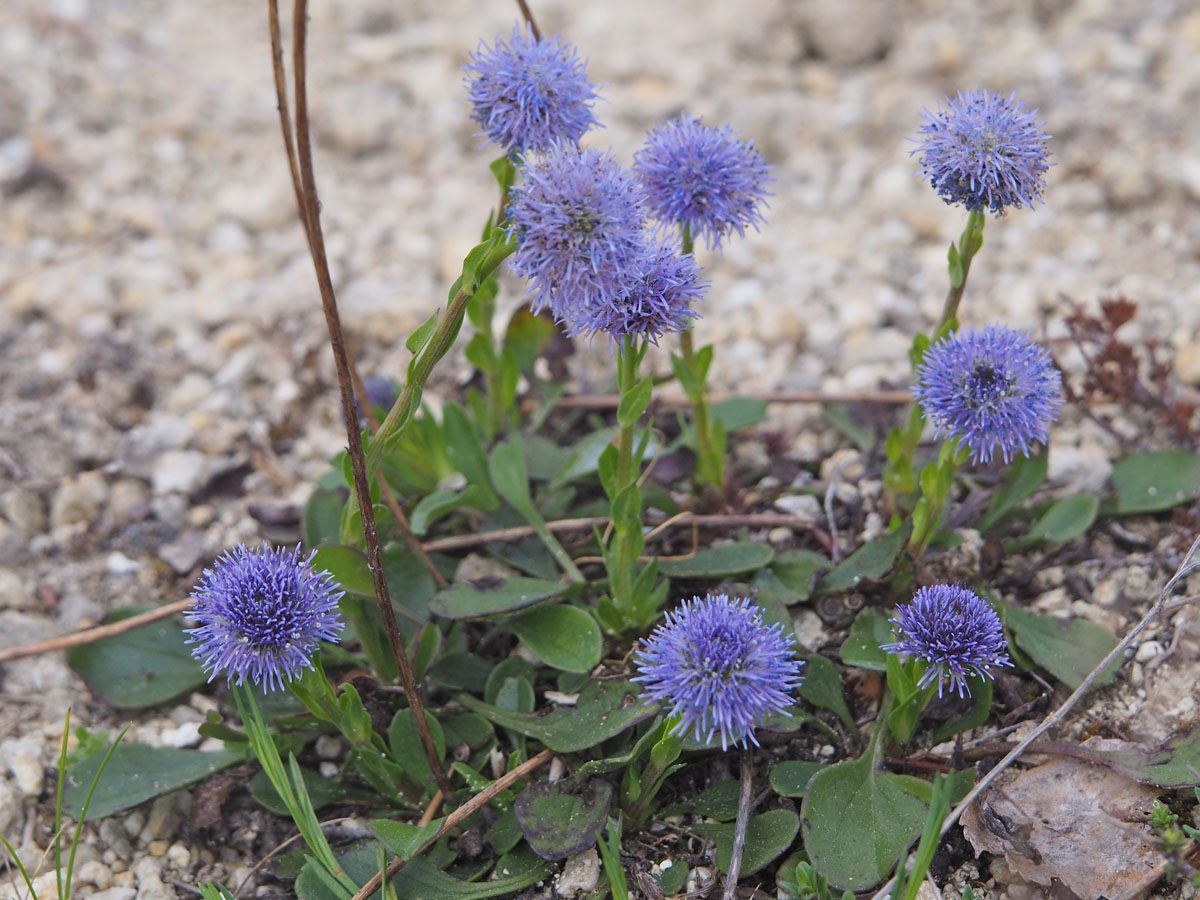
(28, 8), (1165, 899)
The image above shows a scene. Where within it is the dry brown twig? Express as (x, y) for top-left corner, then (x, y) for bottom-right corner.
(723, 754), (756, 900)
(267, 0), (450, 796)
(869, 531), (1200, 900)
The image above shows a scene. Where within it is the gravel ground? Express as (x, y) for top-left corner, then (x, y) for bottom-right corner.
(3, 0), (1200, 897)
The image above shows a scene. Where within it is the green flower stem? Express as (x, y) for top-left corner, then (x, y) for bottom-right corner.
(610, 335), (643, 616)
(906, 437), (970, 559)
(676, 228), (723, 493)
(355, 236), (517, 523)
(936, 209), (985, 337)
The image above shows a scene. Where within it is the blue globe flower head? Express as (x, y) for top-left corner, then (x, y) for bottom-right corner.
(507, 143), (648, 320)
(633, 594), (804, 751)
(911, 88), (1051, 215)
(185, 544), (345, 692)
(565, 234), (706, 346)
(915, 324), (1063, 465)
(633, 115), (773, 250)
(463, 24), (601, 156)
(882, 583), (1013, 699)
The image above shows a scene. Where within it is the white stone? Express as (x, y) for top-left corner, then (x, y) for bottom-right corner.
(159, 722), (202, 749)
(1135, 640), (1164, 663)
(2, 738), (43, 797)
(793, 610), (826, 652)
(78, 859), (116, 890)
(555, 848), (600, 897)
(150, 450), (210, 496)
(774, 493), (822, 520)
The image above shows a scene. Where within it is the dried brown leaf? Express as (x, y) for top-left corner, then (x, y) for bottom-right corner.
(962, 745), (1162, 900)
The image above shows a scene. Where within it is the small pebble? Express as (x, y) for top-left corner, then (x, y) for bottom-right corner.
(1134, 640), (1163, 663)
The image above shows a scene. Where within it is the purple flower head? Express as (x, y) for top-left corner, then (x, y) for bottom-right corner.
(463, 25), (600, 156)
(633, 594), (804, 751)
(185, 544), (345, 692)
(915, 324), (1063, 465)
(882, 583), (1012, 699)
(911, 88), (1051, 215)
(507, 143), (647, 319)
(634, 115), (772, 250)
(565, 234), (706, 345)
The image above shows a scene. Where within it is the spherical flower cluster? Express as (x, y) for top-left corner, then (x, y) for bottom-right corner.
(462, 25), (600, 156)
(185, 544), (345, 692)
(507, 143), (647, 320)
(634, 115), (772, 250)
(915, 324), (1063, 465)
(633, 594), (804, 751)
(565, 234), (705, 345)
(882, 583), (1012, 699)
(911, 88), (1051, 215)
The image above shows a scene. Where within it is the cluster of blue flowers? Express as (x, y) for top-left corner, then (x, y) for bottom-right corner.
(912, 88), (1051, 215)
(466, 24), (769, 346)
(633, 594), (803, 750)
(185, 544), (344, 692)
(916, 324), (1064, 465)
(883, 583), (1012, 698)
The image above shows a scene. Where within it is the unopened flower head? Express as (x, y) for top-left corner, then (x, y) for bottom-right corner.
(463, 25), (600, 155)
(634, 115), (772, 250)
(633, 594), (803, 750)
(565, 234), (706, 345)
(911, 88), (1051, 215)
(915, 324), (1063, 465)
(507, 143), (647, 319)
(882, 583), (1012, 698)
(185, 544), (345, 692)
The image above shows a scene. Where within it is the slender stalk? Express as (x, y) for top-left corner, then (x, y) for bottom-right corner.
(270, 0), (450, 797)
(722, 754), (755, 900)
(676, 228), (722, 494)
(935, 209), (985, 337)
(362, 244), (514, 490)
(609, 335), (642, 617)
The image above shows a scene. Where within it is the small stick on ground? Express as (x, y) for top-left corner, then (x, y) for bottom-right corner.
(547, 389), (914, 411)
(0, 599), (191, 664)
(722, 754), (755, 900)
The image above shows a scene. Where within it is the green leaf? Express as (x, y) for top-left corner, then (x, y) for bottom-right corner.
(617, 375), (653, 429)
(457, 679), (656, 752)
(823, 404), (874, 453)
(816, 522), (910, 596)
(429, 577), (568, 619)
(514, 777), (613, 860)
(407, 311), (439, 357)
(409, 488), (472, 536)
(998, 601), (1120, 690)
(800, 754), (930, 890)
(441, 713), (495, 751)
(312, 545), (374, 596)
(693, 809), (800, 876)
(65, 744), (243, 821)
(369, 818), (443, 861)
(389, 708), (446, 786)
(711, 396), (769, 433)
(66, 607), (208, 709)
(798, 655), (856, 733)
(839, 608), (894, 672)
(509, 605), (602, 673)
(489, 438), (532, 508)
(442, 402), (499, 508)
(691, 780), (742, 821)
(551, 426), (660, 487)
(303, 487), (346, 547)
(659, 541), (774, 578)
(976, 450), (1047, 532)
(769, 760), (825, 799)
(1009, 494), (1098, 549)
(1111, 450), (1200, 514)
